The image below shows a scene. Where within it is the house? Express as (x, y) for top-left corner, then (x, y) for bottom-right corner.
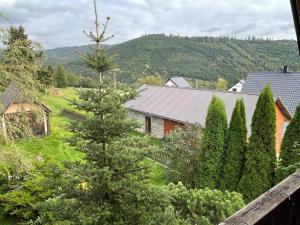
(242, 66), (300, 115)
(228, 79), (245, 92)
(0, 83), (51, 138)
(165, 76), (192, 88)
(125, 85), (292, 154)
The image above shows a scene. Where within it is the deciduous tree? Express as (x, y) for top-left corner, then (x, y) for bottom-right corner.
(164, 124), (203, 188)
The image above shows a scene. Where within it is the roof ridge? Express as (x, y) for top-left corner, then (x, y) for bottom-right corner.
(142, 84), (261, 97)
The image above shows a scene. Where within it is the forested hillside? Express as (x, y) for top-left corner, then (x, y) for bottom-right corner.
(46, 34), (300, 85)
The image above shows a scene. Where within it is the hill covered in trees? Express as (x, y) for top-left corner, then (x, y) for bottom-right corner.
(46, 34), (300, 85)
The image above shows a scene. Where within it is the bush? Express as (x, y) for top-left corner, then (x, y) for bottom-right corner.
(166, 182), (245, 225)
(164, 124), (203, 188)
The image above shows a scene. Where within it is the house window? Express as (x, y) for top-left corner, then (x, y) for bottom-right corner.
(145, 116), (151, 134)
(232, 88), (237, 92)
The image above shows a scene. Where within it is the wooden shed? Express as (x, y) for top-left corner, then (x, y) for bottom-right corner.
(0, 83), (51, 138)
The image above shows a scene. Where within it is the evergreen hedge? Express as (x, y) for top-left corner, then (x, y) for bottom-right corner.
(280, 104), (300, 167)
(220, 98), (247, 191)
(238, 85), (276, 202)
(197, 96), (227, 189)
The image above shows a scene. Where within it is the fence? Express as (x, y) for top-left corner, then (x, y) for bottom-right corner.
(61, 108), (87, 122)
(219, 171), (300, 225)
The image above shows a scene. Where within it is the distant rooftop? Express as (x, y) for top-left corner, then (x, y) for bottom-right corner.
(166, 77), (192, 88)
(242, 69), (300, 115)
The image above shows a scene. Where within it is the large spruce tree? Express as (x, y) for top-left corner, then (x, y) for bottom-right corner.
(280, 104), (300, 167)
(197, 96), (228, 189)
(220, 98), (247, 191)
(238, 84), (276, 202)
(32, 1), (188, 224)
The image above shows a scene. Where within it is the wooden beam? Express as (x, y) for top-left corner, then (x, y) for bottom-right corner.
(219, 170), (300, 225)
(1, 115), (7, 137)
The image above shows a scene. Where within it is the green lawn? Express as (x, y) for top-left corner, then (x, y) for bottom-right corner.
(16, 116), (83, 163)
(42, 87), (81, 115)
(16, 88), (83, 163)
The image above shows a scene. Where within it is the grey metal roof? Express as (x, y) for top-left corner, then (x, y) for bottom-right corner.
(242, 72), (300, 115)
(126, 85), (270, 134)
(168, 77), (192, 88)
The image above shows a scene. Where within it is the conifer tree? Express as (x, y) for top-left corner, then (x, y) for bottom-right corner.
(279, 104), (300, 167)
(197, 96), (227, 189)
(37, 66), (53, 86)
(238, 84), (276, 202)
(220, 98), (247, 191)
(55, 64), (68, 88)
(32, 1), (188, 224)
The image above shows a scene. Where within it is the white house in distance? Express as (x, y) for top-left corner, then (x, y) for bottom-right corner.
(228, 79), (245, 92)
(165, 77), (192, 88)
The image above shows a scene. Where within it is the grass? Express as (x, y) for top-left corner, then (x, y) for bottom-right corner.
(42, 87), (81, 114)
(129, 131), (163, 147)
(16, 116), (83, 163)
(16, 88), (83, 163)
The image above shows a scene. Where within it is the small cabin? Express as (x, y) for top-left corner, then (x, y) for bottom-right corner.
(0, 83), (51, 138)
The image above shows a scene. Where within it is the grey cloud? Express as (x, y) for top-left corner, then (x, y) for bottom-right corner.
(0, 0), (297, 49)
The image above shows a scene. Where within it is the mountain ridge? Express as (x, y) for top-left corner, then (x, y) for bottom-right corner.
(45, 34), (300, 85)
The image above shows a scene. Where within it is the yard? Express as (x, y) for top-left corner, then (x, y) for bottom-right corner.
(0, 87), (167, 224)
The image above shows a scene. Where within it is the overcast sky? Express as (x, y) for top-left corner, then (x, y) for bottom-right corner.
(0, 0), (296, 49)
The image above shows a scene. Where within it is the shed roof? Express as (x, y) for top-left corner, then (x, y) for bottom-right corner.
(167, 77), (192, 88)
(125, 85), (291, 133)
(0, 83), (51, 115)
(242, 72), (300, 115)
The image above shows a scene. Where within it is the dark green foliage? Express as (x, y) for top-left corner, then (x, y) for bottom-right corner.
(197, 96), (227, 189)
(37, 66), (53, 86)
(82, 47), (116, 75)
(275, 143), (300, 183)
(166, 182), (245, 225)
(54, 64), (68, 88)
(220, 99), (247, 191)
(280, 104), (300, 167)
(71, 85), (138, 148)
(34, 137), (190, 225)
(164, 124), (204, 188)
(66, 72), (97, 88)
(0, 28), (44, 96)
(238, 85), (276, 202)
(4, 26), (29, 50)
(0, 161), (59, 221)
(46, 35), (300, 85)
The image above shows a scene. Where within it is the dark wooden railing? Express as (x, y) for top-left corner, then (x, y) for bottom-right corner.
(219, 170), (300, 225)
(61, 108), (87, 121)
